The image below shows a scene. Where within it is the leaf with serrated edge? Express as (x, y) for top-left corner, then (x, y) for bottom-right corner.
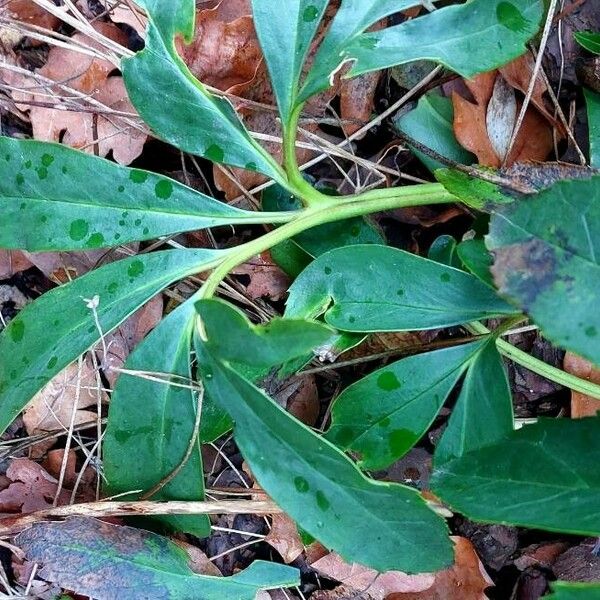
(0, 249), (223, 437)
(104, 299), (209, 537)
(435, 340), (513, 464)
(432, 417), (600, 536)
(326, 341), (486, 470)
(251, 0), (328, 126)
(16, 517), (298, 600)
(300, 0), (542, 103)
(487, 175), (600, 365)
(286, 245), (517, 332)
(195, 299), (453, 573)
(0, 137), (287, 252)
(125, 0), (283, 180)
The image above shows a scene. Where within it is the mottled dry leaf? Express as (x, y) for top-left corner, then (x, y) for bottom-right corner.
(453, 55), (556, 167)
(23, 356), (105, 457)
(0, 458), (70, 513)
(0, 250), (32, 279)
(265, 373), (319, 426)
(107, 3), (148, 36)
(563, 353), (600, 417)
(104, 295), (164, 386)
(173, 540), (222, 577)
(388, 537), (493, 600)
(311, 552), (435, 600)
(233, 251), (291, 301)
(265, 514), (304, 564)
(14, 23), (147, 165)
(0, 0), (60, 46)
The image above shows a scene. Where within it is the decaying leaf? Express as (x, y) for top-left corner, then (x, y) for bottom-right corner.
(0, 0), (60, 47)
(265, 373), (320, 426)
(0, 250), (32, 279)
(264, 514), (305, 564)
(453, 53), (557, 167)
(0, 458), (70, 513)
(12, 23), (147, 165)
(233, 251), (291, 301)
(563, 353), (600, 418)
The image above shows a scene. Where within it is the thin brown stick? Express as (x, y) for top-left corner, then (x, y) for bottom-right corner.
(0, 500), (282, 537)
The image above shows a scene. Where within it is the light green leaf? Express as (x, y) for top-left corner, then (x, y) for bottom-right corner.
(300, 0), (542, 102)
(0, 249), (222, 437)
(575, 31), (600, 54)
(486, 175), (600, 365)
(286, 245), (517, 332)
(431, 417), (600, 536)
(435, 340), (513, 464)
(344, 0), (543, 80)
(585, 89), (600, 168)
(195, 300), (453, 573)
(125, 0), (284, 181)
(326, 340), (486, 470)
(0, 137), (290, 251)
(457, 239), (495, 287)
(300, 0), (427, 102)
(104, 300), (209, 537)
(547, 582), (600, 600)
(251, 0), (328, 126)
(395, 94), (474, 172)
(17, 517), (298, 600)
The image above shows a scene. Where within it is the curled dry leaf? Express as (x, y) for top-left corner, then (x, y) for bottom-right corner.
(0, 458), (70, 513)
(264, 514), (305, 564)
(563, 353), (600, 418)
(453, 53), (557, 167)
(23, 355), (106, 457)
(12, 23), (147, 165)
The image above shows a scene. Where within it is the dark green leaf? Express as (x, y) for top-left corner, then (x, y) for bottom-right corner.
(575, 31), (600, 54)
(395, 94), (474, 172)
(435, 340), (513, 464)
(125, 0), (284, 180)
(428, 235), (462, 268)
(195, 301), (453, 572)
(17, 517), (298, 600)
(457, 239), (495, 287)
(487, 176), (600, 365)
(326, 341), (486, 470)
(585, 89), (600, 168)
(547, 582), (600, 600)
(251, 0), (328, 126)
(0, 249), (222, 436)
(0, 137), (288, 251)
(286, 245), (517, 332)
(301, 0), (542, 102)
(104, 300), (210, 537)
(432, 417), (600, 535)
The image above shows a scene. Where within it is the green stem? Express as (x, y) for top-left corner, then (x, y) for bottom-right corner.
(199, 182), (456, 299)
(468, 321), (600, 399)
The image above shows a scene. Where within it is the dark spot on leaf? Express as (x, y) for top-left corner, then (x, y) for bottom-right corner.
(16, 174), (25, 185)
(41, 153), (54, 167)
(86, 233), (105, 248)
(302, 5), (319, 21)
(205, 144), (225, 163)
(47, 356), (58, 369)
(127, 260), (145, 278)
(585, 326), (597, 338)
(108, 282), (119, 294)
(315, 491), (330, 511)
(440, 273), (451, 282)
(245, 162), (258, 171)
(330, 426), (354, 447)
(36, 166), (48, 180)
(397, 289), (405, 296)
(294, 476), (309, 493)
(62, 166), (68, 174)
(129, 170), (148, 184)
(24, 160), (32, 169)
(143, 227), (150, 235)
(10, 320), (25, 342)
(69, 220), (89, 241)
(118, 185), (125, 193)
(324, 267), (332, 275)
(496, 1), (530, 32)
(377, 372), (402, 391)
(155, 180), (173, 199)
(134, 219), (142, 226)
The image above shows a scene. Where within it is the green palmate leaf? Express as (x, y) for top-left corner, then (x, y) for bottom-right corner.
(326, 340), (486, 470)
(0, 137), (290, 252)
(575, 31), (600, 54)
(300, 0), (542, 102)
(585, 89), (600, 168)
(251, 0), (328, 126)
(431, 417), (600, 536)
(286, 245), (517, 332)
(486, 176), (600, 365)
(0, 249), (222, 436)
(395, 94), (474, 172)
(435, 340), (513, 464)
(547, 582), (600, 600)
(195, 300), (453, 572)
(125, 0), (283, 181)
(457, 239), (495, 287)
(17, 517), (298, 600)
(104, 300), (209, 537)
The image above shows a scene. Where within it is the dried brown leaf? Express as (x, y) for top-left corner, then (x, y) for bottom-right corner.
(0, 250), (32, 279)
(265, 514), (304, 564)
(1, 0), (60, 46)
(563, 353), (600, 418)
(233, 251), (291, 301)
